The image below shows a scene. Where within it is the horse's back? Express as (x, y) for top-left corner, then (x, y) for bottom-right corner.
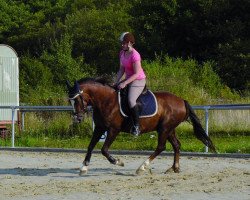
(154, 91), (187, 120)
(154, 91), (184, 104)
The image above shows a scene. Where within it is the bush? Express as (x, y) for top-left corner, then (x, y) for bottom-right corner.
(143, 55), (239, 104)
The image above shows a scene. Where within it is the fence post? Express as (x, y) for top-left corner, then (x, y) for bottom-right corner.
(11, 107), (16, 148)
(22, 112), (25, 131)
(205, 108), (209, 153)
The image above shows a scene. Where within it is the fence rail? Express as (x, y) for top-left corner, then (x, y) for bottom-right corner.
(0, 104), (250, 151)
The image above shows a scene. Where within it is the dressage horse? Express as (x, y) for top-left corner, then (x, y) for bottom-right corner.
(66, 77), (216, 175)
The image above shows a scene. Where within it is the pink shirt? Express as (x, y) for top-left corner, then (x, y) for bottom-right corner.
(120, 49), (146, 80)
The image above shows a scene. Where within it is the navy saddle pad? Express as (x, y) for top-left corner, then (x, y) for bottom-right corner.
(118, 89), (158, 118)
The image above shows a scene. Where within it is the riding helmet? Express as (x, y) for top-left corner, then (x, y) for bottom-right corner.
(119, 32), (135, 44)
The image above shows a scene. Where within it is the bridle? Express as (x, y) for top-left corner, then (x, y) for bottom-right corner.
(68, 90), (88, 122)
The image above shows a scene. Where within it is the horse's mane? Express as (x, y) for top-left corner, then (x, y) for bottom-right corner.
(78, 76), (113, 88)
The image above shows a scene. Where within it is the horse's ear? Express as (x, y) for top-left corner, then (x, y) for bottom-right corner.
(66, 80), (71, 91)
(75, 81), (80, 92)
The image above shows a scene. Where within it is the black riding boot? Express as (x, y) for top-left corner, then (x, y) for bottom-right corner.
(130, 105), (140, 136)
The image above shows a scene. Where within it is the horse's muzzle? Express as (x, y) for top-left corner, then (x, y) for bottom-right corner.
(73, 113), (84, 123)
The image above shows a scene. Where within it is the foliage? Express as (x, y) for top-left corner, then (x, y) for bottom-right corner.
(40, 33), (92, 84)
(143, 56), (239, 104)
(0, 0), (249, 103)
(19, 33), (92, 104)
(130, 0), (250, 91)
(19, 56), (54, 103)
(65, 4), (132, 73)
(216, 39), (250, 91)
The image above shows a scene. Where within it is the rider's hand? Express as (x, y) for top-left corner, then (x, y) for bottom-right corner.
(113, 82), (118, 88)
(118, 82), (126, 89)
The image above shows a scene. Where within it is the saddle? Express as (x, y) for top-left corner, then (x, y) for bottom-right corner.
(118, 86), (158, 118)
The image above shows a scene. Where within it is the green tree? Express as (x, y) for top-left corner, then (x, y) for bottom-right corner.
(19, 56), (54, 103)
(0, 0), (30, 42)
(130, 0), (178, 58)
(0, 0), (71, 56)
(40, 33), (92, 85)
(130, 0), (249, 91)
(66, 4), (132, 73)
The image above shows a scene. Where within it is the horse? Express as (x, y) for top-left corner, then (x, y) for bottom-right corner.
(66, 77), (216, 175)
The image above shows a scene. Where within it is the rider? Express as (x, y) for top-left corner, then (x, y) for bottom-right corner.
(115, 32), (146, 136)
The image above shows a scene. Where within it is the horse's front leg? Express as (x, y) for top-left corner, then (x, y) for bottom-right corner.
(101, 128), (124, 167)
(80, 127), (105, 175)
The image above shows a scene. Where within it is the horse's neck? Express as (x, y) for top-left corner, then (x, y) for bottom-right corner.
(87, 85), (116, 106)
(86, 84), (118, 123)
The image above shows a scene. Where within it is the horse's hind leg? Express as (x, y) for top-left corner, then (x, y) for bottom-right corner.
(165, 130), (181, 173)
(136, 129), (169, 175)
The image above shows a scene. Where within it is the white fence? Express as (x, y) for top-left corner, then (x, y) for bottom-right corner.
(0, 104), (249, 151)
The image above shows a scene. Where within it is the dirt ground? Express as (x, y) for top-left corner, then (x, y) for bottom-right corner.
(0, 150), (249, 200)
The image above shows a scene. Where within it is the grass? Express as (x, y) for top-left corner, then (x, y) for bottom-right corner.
(1, 108), (249, 154)
(1, 131), (249, 154)
(0, 109), (249, 154)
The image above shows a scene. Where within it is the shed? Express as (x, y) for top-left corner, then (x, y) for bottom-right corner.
(0, 44), (19, 131)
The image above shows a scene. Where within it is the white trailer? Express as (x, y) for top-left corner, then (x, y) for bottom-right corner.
(0, 44), (19, 132)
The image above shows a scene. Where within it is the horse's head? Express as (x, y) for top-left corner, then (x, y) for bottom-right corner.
(66, 80), (89, 123)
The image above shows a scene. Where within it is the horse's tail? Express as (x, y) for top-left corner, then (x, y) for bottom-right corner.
(184, 100), (216, 153)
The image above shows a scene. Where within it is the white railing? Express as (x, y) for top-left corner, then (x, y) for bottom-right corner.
(0, 104), (249, 151)
(192, 104), (250, 152)
(0, 106), (72, 148)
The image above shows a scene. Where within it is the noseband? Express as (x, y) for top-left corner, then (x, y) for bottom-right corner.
(69, 90), (87, 115)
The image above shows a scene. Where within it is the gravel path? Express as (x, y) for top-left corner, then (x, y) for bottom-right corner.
(0, 150), (249, 200)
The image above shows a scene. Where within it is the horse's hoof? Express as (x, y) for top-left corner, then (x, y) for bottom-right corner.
(116, 159), (124, 167)
(79, 170), (87, 176)
(79, 165), (88, 175)
(165, 167), (180, 174)
(136, 168), (145, 175)
(174, 168), (180, 173)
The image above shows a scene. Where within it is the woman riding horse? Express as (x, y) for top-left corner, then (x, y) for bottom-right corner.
(115, 32), (146, 136)
(67, 77), (216, 175)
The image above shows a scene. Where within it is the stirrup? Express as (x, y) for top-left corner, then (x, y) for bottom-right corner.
(131, 125), (140, 136)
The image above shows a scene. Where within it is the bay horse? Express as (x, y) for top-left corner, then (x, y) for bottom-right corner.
(66, 77), (216, 175)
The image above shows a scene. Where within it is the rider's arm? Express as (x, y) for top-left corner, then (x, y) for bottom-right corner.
(122, 60), (141, 85)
